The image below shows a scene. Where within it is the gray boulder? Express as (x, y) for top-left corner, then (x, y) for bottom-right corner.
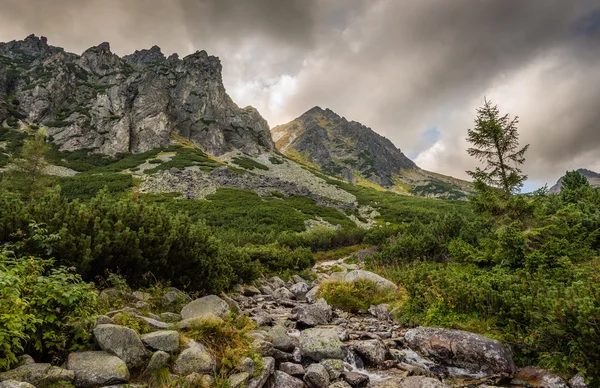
(93, 324), (150, 367)
(373, 376), (449, 388)
(329, 382), (352, 388)
(229, 372), (251, 388)
(300, 328), (345, 361)
(160, 312), (182, 323)
(0, 364), (74, 387)
(174, 340), (216, 375)
(267, 371), (304, 388)
(513, 366), (568, 388)
(320, 359), (344, 380)
(269, 276), (286, 289)
(66, 351), (129, 388)
(180, 295), (231, 320)
(268, 325), (295, 352)
(279, 362), (305, 377)
(244, 285), (261, 296)
(290, 282), (310, 300)
(404, 327), (516, 377)
(296, 300), (332, 328)
(352, 339), (388, 367)
(143, 351), (170, 376)
(569, 374), (588, 388)
(160, 289), (192, 312)
(304, 363), (330, 388)
(306, 286), (321, 304)
(138, 316), (171, 330)
(344, 270), (397, 290)
(141, 330), (180, 352)
(273, 287), (295, 300)
(248, 357), (275, 388)
(342, 371), (369, 388)
(0, 381), (36, 388)
(252, 312), (273, 327)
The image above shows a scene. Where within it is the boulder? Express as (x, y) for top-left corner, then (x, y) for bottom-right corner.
(160, 288), (192, 312)
(320, 359), (344, 380)
(93, 324), (150, 367)
(143, 351), (170, 376)
(513, 367), (568, 388)
(180, 295), (231, 320)
(174, 340), (216, 375)
(352, 339), (388, 367)
(138, 316), (171, 330)
(268, 325), (296, 352)
(269, 276), (286, 289)
(244, 285), (261, 296)
(0, 364), (74, 387)
(260, 285), (274, 296)
(273, 287), (295, 300)
(141, 330), (180, 352)
(404, 327), (515, 377)
(569, 374), (588, 388)
(66, 351), (129, 388)
(160, 312), (182, 323)
(372, 376), (449, 388)
(248, 357), (275, 388)
(304, 363), (330, 388)
(267, 371), (304, 388)
(252, 312), (274, 327)
(279, 363), (305, 377)
(344, 270), (397, 290)
(229, 372), (251, 388)
(0, 382), (35, 388)
(252, 339), (274, 356)
(329, 382), (352, 388)
(300, 328), (345, 361)
(342, 371), (369, 388)
(290, 282), (310, 300)
(177, 314), (224, 330)
(296, 300), (332, 328)
(306, 286), (320, 304)
(368, 304), (391, 321)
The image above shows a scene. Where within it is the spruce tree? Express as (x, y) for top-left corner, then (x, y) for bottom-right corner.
(466, 98), (529, 195)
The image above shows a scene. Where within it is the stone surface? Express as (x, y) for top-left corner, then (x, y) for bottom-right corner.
(320, 359), (344, 380)
(569, 374), (588, 388)
(248, 357), (275, 388)
(273, 287), (295, 300)
(267, 371), (304, 388)
(372, 376), (450, 388)
(342, 371), (370, 388)
(229, 372), (250, 388)
(268, 325), (295, 352)
(143, 351), (170, 376)
(290, 282), (310, 300)
(141, 330), (180, 352)
(300, 328), (345, 361)
(0, 364), (74, 387)
(513, 367), (568, 388)
(344, 270), (398, 290)
(328, 382), (352, 388)
(0, 381), (36, 388)
(279, 362), (305, 377)
(160, 289), (192, 312)
(304, 363), (330, 388)
(174, 340), (216, 375)
(66, 351), (129, 388)
(93, 324), (149, 367)
(180, 295), (231, 320)
(404, 327), (516, 377)
(296, 300), (332, 328)
(352, 339), (388, 367)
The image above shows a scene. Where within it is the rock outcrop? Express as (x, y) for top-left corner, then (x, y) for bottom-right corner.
(0, 34), (274, 156)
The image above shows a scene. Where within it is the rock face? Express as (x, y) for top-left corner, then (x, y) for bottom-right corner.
(404, 327), (516, 377)
(0, 34), (274, 156)
(66, 351), (129, 387)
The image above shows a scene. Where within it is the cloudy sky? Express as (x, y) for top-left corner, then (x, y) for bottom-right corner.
(1, 0), (599, 190)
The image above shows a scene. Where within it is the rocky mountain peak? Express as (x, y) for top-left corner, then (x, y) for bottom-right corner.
(123, 45), (166, 66)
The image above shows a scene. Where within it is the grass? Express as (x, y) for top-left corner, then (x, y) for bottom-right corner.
(231, 156), (269, 171)
(144, 147), (221, 174)
(317, 279), (406, 314)
(314, 244), (370, 262)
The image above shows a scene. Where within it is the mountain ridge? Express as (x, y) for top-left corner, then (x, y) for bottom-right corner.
(549, 168), (600, 193)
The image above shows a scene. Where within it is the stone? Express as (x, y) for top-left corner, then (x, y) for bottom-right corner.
(177, 314), (224, 330)
(260, 285), (274, 295)
(513, 367), (568, 388)
(328, 382), (352, 388)
(268, 325), (296, 352)
(352, 339), (388, 367)
(372, 376), (450, 388)
(240, 357), (255, 376)
(290, 282), (310, 300)
(368, 304), (391, 321)
(66, 351), (129, 387)
(180, 295), (231, 320)
(404, 327), (516, 378)
(141, 330), (180, 352)
(142, 351), (170, 376)
(272, 349), (295, 363)
(292, 275), (305, 284)
(296, 300), (332, 328)
(132, 291), (152, 302)
(342, 371), (370, 388)
(93, 324), (150, 367)
(252, 339), (274, 356)
(252, 312), (273, 327)
(244, 285), (261, 296)
(269, 276), (286, 289)
(174, 340), (216, 375)
(14, 356), (34, 368)
(160, 312), (182, 323)
(184, 373), (214, 387)
(304, 363), (330, 388)
(320, 359), (344, 380)
(138, 316), (171, 329)
(221, 293), (241, 313)
(96, 315), (114, 325)
(248, 357), (275, 388)
(344, 270), (398, 290)
(306, 286), (321, 304)
(267, 371), (304, 388)
(300, 328), (345, 361)
(160, 289), (192, 312)
(273, 287), (295, 300)
(0, 364), (74, 387)
(0, 381), (36, 388)
(279, 363), (305, 377)
(229, 372), (251, 388)
(569, 374), (588, 388)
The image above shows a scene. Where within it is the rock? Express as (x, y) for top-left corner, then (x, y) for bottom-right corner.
(300, 328), (345, 361)
(184, 372), (214, 387)
(269, 276), (286, 289)
(306, 286), (321, 303)
(177, 314), (224, 330)
(344, 270), (397, 290)
(93, 324), (150, 367)
(14, 356), (34, 368)
(133, 300), (151, 310)
(292, 275), (305, 284)
(342, 371), (370, 388)
(248, 357), (275, 388)
(268, 325), (296, 352)
(368, 304), (391, 321)
(142, 351), (170, 376)
(513, 367), (568, 388)
(252, 339), (274, 356)
(272, 349), (295, 363)
(273, 287), (295, 300)
(66, 351), (129, 387)
(132, 291), (152, 302)
(267, 371), (304, 388)
(290, 282), (310, 300)
(328, 382), (352, 388)
(159, 312), (182, 323)
(352, 339), (388, 367)
(304, 363), (330, 388)
(296, 300), (332, 328)
(260, 285), (274, 296)
(229, 372), (251, 388)
(372, 376), (449, 388)
(252, 312), (274, 327)
(320, 359), (344, 380)
(0, 381), (35, 388)
(240, 357), (255, 376)
(138, 316), (171, 329)
(174, 340), (216, 375)
(279, 363), (305, 377)
(569, 374), (588, 388)
(96, 315), (114, 325)
(141, 330), (180, 352)
(404, 327), (515, 377)
(244, 285), (262, 296)
(221, 293), (241, 313)
(180, 295), (231, 320)
(0, 364), (74, 387)
(160, 289), (192, 312)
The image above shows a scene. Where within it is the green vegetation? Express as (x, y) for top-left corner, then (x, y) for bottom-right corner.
(231, 156), (269, 171)
(318, 279), (405, 313)
(268, 156), (284, 165)
(144, 147), (221, 173)
(56, 173), (134, 200)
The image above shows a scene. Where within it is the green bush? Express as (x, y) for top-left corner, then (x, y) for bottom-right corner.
(318, 279), (403, 313)
(231, 156), (269, 171)
(57, 174), (134, 200)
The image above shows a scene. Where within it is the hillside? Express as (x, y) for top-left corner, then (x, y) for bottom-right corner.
(272, 107), (472, 199)
(549, 168), (600, 193)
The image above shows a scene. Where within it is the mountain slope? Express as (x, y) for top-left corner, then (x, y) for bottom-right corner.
(272, 106), (471, 199)
(0, 35), (274, 156)
(550, 168), (600, 193)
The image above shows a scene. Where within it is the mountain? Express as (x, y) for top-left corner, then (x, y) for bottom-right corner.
(549, 168), (600, 193)
(0, 35), (274, 156)
(272, 107), (471, 199)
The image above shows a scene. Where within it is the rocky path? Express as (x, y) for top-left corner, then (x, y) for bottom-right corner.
(0, 258), (586, 388)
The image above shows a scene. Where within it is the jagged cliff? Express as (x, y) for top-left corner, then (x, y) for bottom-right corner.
(0, 35), (274, 156)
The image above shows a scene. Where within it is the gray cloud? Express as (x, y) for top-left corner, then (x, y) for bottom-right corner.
(0, 0), (599, 186)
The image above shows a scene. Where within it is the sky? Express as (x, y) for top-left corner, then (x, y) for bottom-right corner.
(1, 0), (600, 190)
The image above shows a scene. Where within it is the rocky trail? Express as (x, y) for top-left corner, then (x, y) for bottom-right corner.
(0, 258), (586, 388)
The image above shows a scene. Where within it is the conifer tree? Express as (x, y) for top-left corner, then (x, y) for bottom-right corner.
(466, 98), (529, 195)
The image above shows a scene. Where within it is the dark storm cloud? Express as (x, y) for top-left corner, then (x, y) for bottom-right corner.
(0, 0), (599, 185)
